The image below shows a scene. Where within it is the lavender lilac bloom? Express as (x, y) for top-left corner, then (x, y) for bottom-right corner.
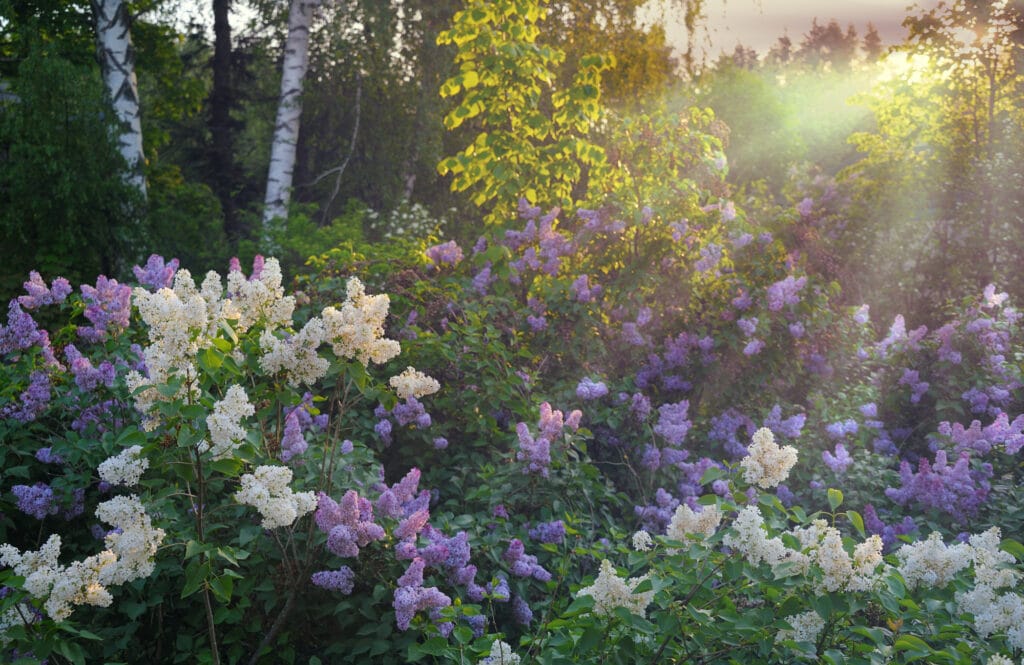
(937, 413), (1024, 456)
(884, 450), (992, 519)
(634, 487), (681, 534)
(78, 276), (132, 342)
(862, 504), (918, 551)
(12, 483), (58, 519)
(279, 411), (308, 463)
(64, 344), (116, 392)
(653, 400), (691, 446)
(425, 240), (464, 268)
(576, 377), (608, 401)
(18, 272), (72, 309)
(528, 520), (565, 544)
(2, 371), (51, 422)
(132, 255), (179, 290)
(765, 276), (807, 311)
(503, 539), (551, 582)
(822, 443), (853, 474)
(315, 490), (386, 558)
(0, 301), (44, 354)
(311, 567), (355, 594)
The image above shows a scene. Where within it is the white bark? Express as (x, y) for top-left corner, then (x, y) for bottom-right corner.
(262, 0), (321, 232)
(93, 0), (146, 198)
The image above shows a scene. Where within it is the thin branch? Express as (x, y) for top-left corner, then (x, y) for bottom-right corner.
(301, 73), (362, 224)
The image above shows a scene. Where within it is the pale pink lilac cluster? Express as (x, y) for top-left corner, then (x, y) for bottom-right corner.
(515, 402), (582, 477)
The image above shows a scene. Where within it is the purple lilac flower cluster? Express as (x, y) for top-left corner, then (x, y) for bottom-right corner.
(315, 490), (386, 558)
(12, 483), (58, 519)
(18, 272), (72, 309)
(936, 413), (1024, 456)
(765, 275), (807, 311)
(78, 276), (132, 343)
(825, 418), (858, 439)
(311, 567), (355, 594)
(2, 371), (52, 423)
(762, 405), (806, 438)
(884, 450), (992, 519)
(515, 402), (582, 477)
(132, 254), (179, 290)
(634, 487), (682, 534)
(822, 443), (853, 474)
(862, 504), (918, 551)
(898, 369), (930, 404)
(653, 400), (691, 446)
(503, 538), (551, 582)
(576, 377), (608, 400)
(425, 240), (464, 268)
(64, 344), (116, 392)
(1, 301), (44, 354)
(527, 520), (565, 544)
(570, 274), (602, 303)
(503, 206), (574, 284)
(708, 408), (755, 459)
(279, 394), (329, 463)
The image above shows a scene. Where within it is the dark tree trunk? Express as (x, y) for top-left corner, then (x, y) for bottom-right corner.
(210, 0), (240, 238)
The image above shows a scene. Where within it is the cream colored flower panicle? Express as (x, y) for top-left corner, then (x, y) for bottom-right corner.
(235, 465), (317, 529)
(479, 640), (521, 665)
(775, 610), (825, 645)
(97, 445), (149, 486)
(321, 277), (401, 366)
(632, 530), (653, 552)
(575, 559), (655, 618)
(896, 531), (972, 589)
(723, 505), (807, 573)
(0, 495), (162, 626)
(95, 494), (166, 586)
(259, 317), (329, 386)
(741, 427), (798, 489)
(226, 258), (295, 333)
(666, 504), (723, 541)
(198, 384), (255, 459)
(390, 366), (441, 400)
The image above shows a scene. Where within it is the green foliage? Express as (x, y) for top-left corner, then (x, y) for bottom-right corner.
(0, 49), (146, 294)
(437, 0), (614, 222)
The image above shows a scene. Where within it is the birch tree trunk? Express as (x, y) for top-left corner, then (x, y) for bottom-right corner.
(262, 0), (321, 233)
(92, 0), (147, 199)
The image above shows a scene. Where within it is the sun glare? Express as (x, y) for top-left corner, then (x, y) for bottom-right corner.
(875, 52), (935, 85)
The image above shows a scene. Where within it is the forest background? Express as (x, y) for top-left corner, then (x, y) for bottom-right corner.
(4, 0), (1023, 329)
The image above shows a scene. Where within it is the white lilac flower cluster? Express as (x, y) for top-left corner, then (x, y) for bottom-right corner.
(575, 559), (655, 618)
(259, 317), (329, 386)
(952, 528), (1024, 649)
(234, 465), (316, 529)
(94, 495), (166, 586)
(666, 504), (723, 541)
(479, 639), (521, 665)
(740, 427), (798, 489)
(389, 366), (441, 400)
(198, 384), (255, 460)
(775, 609), (825, 645)
(97, 445), (149, 486)
(894, 531), (971, 589)
(724, 507), (884, 595)
(322, 277), (401, 366)
(225, 259), (295, 333)
(0, 495), (163, 626)
(631, 530), (653, 552)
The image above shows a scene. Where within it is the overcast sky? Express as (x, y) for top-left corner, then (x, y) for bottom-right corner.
(646, 0), (942, 58)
